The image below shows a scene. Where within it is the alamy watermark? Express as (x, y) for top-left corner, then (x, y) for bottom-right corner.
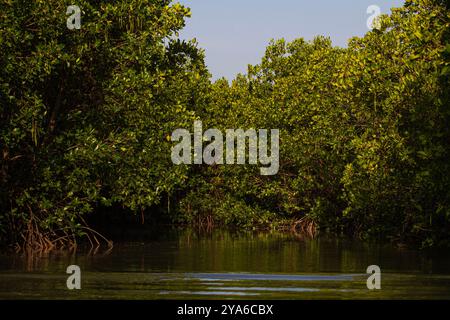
(171, 121), (279, 176)
(367, 5), (382, 30)
(66, 265), (81, 289)
(67, 5), (81, 30)
(366, 265), (381, 290)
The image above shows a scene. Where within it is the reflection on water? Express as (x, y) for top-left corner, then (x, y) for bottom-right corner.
(0, 229), (449, 299)
(185, 273), (356, 281)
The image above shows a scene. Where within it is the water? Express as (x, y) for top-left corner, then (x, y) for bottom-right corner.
(0, 229), (450, 299)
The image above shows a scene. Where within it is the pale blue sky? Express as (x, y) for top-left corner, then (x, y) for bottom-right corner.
(177, 0), (405, 80)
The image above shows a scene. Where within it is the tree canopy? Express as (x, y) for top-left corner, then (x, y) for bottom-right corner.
(1, 0), (449, 249)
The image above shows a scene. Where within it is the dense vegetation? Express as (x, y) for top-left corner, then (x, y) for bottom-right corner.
(1, 0), (449, 250)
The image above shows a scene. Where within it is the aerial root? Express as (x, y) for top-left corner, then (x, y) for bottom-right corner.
(16, 207), (112, 254)
(291, 216), (318, 238)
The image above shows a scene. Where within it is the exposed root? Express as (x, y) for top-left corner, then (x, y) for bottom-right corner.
(20, 208), (58, 252)
(195, 214), (214, 231)
(291, 216), (318, 238)
(17, 207), (112, 253)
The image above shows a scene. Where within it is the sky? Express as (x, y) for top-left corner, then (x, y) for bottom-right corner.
(177, 0), (405, 80)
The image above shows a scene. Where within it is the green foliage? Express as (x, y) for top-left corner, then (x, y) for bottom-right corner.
(178, 0), (450, 247)
(1, 0), (449, 248)
(0, 0), (209, 246)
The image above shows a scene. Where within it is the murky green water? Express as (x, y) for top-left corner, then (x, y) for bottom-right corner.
(1, 229), (450, 299)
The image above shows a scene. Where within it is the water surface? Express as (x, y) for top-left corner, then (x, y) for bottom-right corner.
(0, 229), (449, 299)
